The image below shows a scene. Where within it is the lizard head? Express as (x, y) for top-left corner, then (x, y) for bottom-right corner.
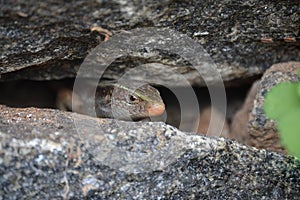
(111, 82), (165, 120)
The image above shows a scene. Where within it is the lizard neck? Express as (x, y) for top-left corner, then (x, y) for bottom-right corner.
(94, 84), (115, 118)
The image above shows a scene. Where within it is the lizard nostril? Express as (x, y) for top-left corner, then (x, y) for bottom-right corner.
(146, 103), (165, 116)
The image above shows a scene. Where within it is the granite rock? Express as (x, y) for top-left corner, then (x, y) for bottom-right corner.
(0, 0), (299, 85)
(246, 62), (300, 154)
(230, 81), (259, 143)
(0, 105), (299, 199)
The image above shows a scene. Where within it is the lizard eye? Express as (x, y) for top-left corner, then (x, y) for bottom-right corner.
(128, 95), (139, 103)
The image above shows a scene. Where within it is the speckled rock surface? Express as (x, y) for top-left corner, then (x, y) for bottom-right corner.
(247, 62), (300, 154)
(0, 105), (300, 199)
(0, 0), (299, 85)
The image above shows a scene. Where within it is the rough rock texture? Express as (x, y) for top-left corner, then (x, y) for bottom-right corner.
(247, 62), (300, 154)
(1, 105), (300, 199)
(1, 1), (300, 199)
(0, 0), (299, 85)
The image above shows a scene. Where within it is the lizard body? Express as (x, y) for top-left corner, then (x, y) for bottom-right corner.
(57, 80), (165, 120)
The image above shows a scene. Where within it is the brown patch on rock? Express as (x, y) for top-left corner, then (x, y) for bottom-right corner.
(197, 106), (229, 138)
(230, 81), (259, 143)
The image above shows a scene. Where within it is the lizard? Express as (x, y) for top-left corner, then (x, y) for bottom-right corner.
(56, 80), (165, 121)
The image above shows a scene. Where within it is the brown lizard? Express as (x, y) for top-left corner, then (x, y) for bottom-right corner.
(56, 80), (165, 120)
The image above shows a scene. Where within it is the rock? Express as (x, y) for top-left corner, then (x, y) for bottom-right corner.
(230, 81), (259, 143)
(197, 106), (230, 137)
(247, 62), (300, 154)
(0, 105), (299, 199)
(0, 1), (299, 85)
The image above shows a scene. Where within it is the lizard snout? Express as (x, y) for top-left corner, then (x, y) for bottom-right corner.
(146, 102), (165, 116)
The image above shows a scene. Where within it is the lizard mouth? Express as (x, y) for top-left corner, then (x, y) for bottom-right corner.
(146, 102), (165, 116)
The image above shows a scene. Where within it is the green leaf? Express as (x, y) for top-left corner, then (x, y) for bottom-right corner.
(264, 82), (300, 120)
(277, 109), (300, 159)
(298, 83), (300, 98)
(298, 70), (300, 98)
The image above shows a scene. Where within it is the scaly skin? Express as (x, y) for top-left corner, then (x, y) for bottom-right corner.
(57, 80), (165, 120)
